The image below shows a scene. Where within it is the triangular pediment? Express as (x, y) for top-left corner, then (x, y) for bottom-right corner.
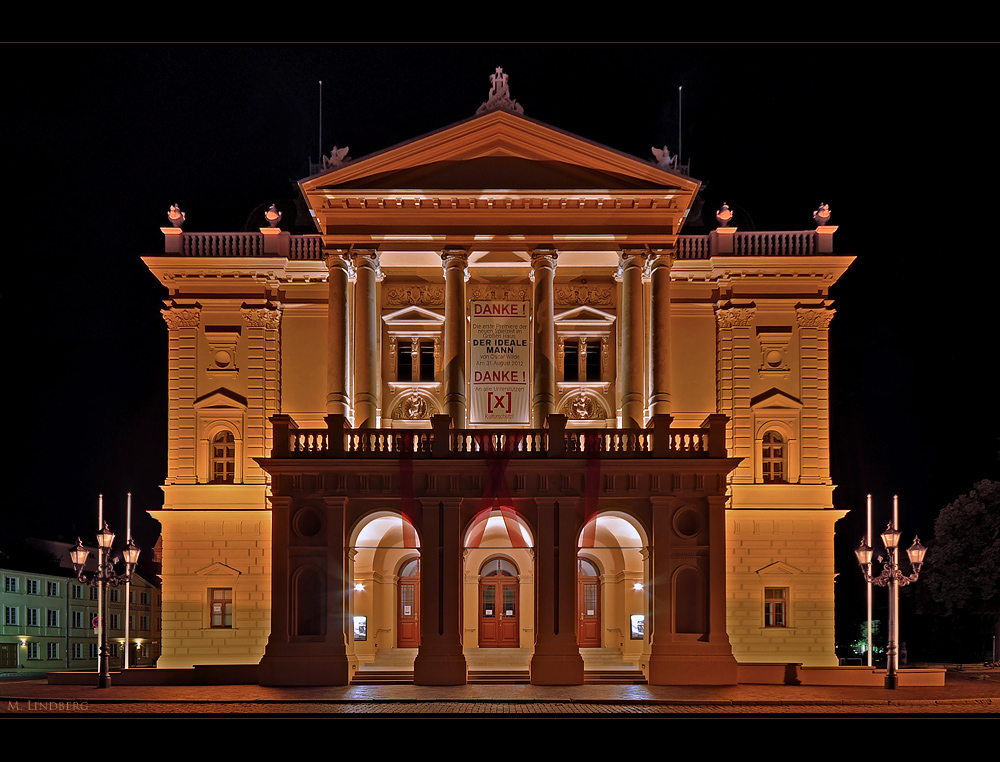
(193, 388), (248, 410)
(554, 305), (617, 325)
(196, 562), (242, 577)
(750, 388), (802, 409)
(382, 305), (445, 327)
(755, 561), (801, 577)
(302, 110), (699, 194)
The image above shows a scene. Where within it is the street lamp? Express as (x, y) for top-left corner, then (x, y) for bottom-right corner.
(70, 520), (140, 689)
(855, 516), (926, 690)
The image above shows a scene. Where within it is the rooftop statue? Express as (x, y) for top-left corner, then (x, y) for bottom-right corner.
(477, 67), (524, 115)
(651, 146), (677, 170)
(322, 146), (351, 170)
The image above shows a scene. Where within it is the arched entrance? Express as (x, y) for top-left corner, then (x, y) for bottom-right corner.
(397, 557), (420, 648)
(577, 557), (601, 648)
(578, 513), (648, 659)
(478, 557), (519, 648)
(349, 512), (420, 664)
(464, 506), (534, 652)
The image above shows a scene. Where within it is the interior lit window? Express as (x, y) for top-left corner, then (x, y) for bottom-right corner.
(762, 431), (786, 483)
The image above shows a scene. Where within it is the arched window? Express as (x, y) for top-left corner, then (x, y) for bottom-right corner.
(211, 431), (236, 484)
(762, 431), (786, 484)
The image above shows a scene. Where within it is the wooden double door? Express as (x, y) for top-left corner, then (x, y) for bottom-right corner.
(479, 574), (519, 648)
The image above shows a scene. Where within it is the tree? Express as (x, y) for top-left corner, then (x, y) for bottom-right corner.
(922, 480), (1000, 661)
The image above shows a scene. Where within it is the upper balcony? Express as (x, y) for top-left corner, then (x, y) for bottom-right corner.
(270, 413), (729, 460)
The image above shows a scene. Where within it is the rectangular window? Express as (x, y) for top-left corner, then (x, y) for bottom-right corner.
(72, 611), (83, 629)
(109, 614), (120, 630)
(72, 584), (83, 600)
(89, 643), (99, 659)
(27, 642), (38, 660)
(26, 608), (39, 627)
(47, 609), (59, 627)
(4, 576), (16, 593)
(47, 581), (59, 597)
(5, 607), (18, 626)
(397, 340), (413, 381)
(140, 592), (150, 605)
(419, 341), (435, 381)
(90, 587), (98, 601)
(110, 589), (119, 603)
(140, 615), (150, 631)
(563, 341), (579, 382)
(48, 643), (59, 660)
(764, 587), (788, 628)
(26, 579), (39, 595)
(209, 588), (233, 628)
(72, 643), (83, 660)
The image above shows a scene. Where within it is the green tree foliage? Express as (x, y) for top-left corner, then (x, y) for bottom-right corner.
(923, 480), (1000, 617)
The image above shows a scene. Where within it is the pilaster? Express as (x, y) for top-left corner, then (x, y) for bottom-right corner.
(716, 304), (756, 484)
(796, 307), (835, 484)
(162, 304), (201, 484)
(441, 247), (469, 428)
(241, 304), (281, 483)
(530, 247), (557, 427)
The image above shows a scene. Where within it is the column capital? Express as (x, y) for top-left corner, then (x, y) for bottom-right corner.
(350, 247), (380, 271)
(646, 249), (676, 272)
(530, 246), (559, 266)
(796, 306), (836, 329)
(715, 303), (757, 329)
(161, 304), (201, 330)
(324, 251), (351, 272)
(241, 303), (282, 330)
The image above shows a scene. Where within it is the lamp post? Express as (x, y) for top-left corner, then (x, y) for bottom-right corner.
(70, 516), (140, 689)
(855, 507), (927, 690)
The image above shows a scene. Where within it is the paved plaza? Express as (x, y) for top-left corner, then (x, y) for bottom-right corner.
(1, 668), (997, 716)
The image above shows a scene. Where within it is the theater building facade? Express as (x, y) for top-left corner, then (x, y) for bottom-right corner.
(145, 80), (852, 685)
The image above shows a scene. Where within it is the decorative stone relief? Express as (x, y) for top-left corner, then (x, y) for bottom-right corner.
(469, 285), (529, 301)
(757, 328), (792, 375)
(555, 281), (614, 307)
(161, 307), (200, 329)
(796, 307), (835, 329)
(384, 283), (445, 307)
(392, 393), (433, 421)
(476, 67), (524, 115)
(205, 328), (241, 375)
(562, 392), (608, 421)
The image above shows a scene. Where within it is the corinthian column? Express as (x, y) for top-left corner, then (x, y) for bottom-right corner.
(530, 247), (558, 428)
(441, 248), (469, 428)
(648, 250), (675, 417)
(351, 248), (380, 428)
(325, 252), (351, 417)
(619, 248), (646, 428)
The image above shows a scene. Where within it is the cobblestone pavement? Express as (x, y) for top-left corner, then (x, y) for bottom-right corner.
(1, 669), (997, 716)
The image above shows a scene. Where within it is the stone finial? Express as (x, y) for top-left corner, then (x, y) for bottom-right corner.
(813, 203), (832, 226)
(651, 146), (677, 170)
(322, 146), (350, 170)
(716, 203), (734, 227)
(476, 67), (524, 115)
(167, 204), (185, 228)
(264, 204), (282, 227)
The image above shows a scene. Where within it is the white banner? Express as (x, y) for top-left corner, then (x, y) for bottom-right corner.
(470, 301), (530, 424)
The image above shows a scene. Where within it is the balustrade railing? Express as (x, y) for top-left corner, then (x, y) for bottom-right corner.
(171, 232), (821, 261)
(276, 415), (725, 459)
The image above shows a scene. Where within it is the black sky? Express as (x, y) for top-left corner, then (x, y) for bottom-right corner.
(4, 44), (998, 614)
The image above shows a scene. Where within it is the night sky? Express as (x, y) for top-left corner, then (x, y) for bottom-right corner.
(5, 44), (998, 645)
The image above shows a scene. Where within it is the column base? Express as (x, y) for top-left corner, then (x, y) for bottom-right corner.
(258, 653), (351, 686)
(529, 650), (585, 685)
(413, 652), (468, 685)
(644, 652), (738, 685)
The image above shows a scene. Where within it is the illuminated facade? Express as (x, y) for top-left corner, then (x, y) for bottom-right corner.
(144, 74), (852, 685)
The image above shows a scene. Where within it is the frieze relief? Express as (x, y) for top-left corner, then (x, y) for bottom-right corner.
(384, 283), (445, 307)
(555, 281), (614, 307)
(469, 285), (529, 301)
